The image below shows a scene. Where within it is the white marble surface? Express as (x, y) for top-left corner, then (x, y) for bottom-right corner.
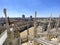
(0, 30), (7, 45)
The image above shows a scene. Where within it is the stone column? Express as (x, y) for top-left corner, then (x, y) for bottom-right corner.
(56, 15), (60, 32)
(34, 11), (37, 37)
(3, 8), (12, 45)
(13, 22), (21, 45)
(27, 21), (30, 45)
(33, 11), (38, 45)
(46, 15), (52, 40)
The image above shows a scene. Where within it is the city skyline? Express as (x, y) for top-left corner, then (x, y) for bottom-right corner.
(0, 0), (60, 17)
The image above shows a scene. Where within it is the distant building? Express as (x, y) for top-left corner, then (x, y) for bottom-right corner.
(0, 18), (6, 26)
(22, 14), (25, 20)
(30, 16), (33, 21)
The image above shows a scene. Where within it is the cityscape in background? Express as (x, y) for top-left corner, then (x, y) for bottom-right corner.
(0, 0), (60, 45)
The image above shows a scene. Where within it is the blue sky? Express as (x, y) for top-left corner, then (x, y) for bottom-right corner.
(0, 0), (60, 17)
